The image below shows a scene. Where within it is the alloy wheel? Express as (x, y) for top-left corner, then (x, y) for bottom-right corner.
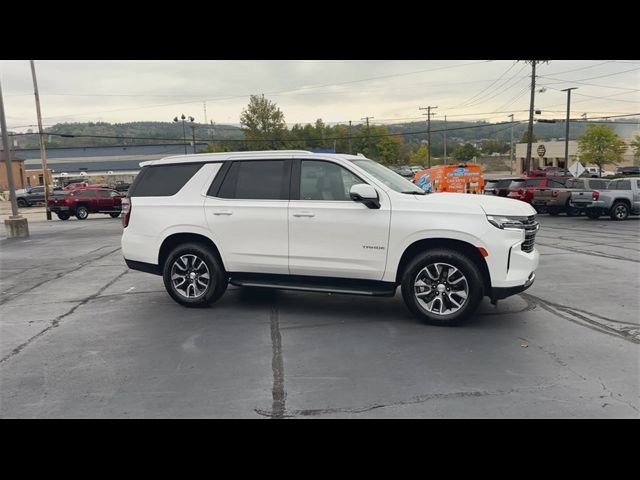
(414, 262), (469, 315)
(170, 254), (212, 299)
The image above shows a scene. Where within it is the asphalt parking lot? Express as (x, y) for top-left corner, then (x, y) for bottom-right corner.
(1, 210), (638, 418)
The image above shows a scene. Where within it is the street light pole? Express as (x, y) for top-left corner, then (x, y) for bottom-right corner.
(562, 87), (578, 175)
(1, 79), (29, 237)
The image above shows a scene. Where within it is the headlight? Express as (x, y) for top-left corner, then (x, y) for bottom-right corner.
(486, 215), (530, 230)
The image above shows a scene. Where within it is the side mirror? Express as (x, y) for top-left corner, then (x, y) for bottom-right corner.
(349, 183), (380, 209)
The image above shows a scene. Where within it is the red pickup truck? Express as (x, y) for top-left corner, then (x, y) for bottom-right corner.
(507, 176), (570, 211)
(48, 187), (123, 220)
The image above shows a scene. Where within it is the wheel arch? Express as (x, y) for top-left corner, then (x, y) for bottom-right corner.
(395, 238), (491, 292)
(158, 232), (226, 273)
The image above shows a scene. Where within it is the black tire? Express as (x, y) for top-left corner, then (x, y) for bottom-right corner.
(565, 200), (581, 217)
(586, 209), (600, 220)
(17, 198), (28, 207)
(610, 202), (629, 221)
(162, 242), (228, 308)
(547, 207), (559, 216)
(109, 212), (120, 218)
(400, 249), (484, 326)
(75, 206), (89, 220)
(57, 212), (70, 220)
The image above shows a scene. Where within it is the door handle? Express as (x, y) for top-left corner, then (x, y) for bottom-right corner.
(212, 210), (233, 216)
(293, 212), (315, 218)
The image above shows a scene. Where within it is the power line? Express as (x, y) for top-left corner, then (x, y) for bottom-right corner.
(448, 61), (518, 109)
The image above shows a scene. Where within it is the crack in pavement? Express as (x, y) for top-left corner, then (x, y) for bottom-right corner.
(270, 300), (286, 419)
(0, 269), (129, 365)
(521, 293), (640, 344)
(0, 246), (122, 305)
(254, 383), (558, 418)
(536, 242), (640, 264)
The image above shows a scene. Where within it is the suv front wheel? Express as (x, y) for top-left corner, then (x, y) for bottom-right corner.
(401, 249), (484, 326)
(163, 243), (228, 308)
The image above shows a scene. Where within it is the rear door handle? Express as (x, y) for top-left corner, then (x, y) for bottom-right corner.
(212, 210), (233, 216)
(293, 212), (315, 218)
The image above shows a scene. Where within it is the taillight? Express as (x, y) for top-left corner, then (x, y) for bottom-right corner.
(122, 197), (131, 227)
(592, 191), (599, 201)
(551, 190), (558, 197)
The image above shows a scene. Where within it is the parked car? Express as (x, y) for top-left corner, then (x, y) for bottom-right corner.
(112, 180), (131, 192)
(532, 177), (609, 216)
(121, 150), (539, 326)
(397, 166), (414, 178)
(15, 185), (61, 207)
(48, 187), (123, 220)
(507, 176), (570, 211)
(616, 166), (640, 176)
(484, 177), (523, 197)
(570, 177), (640, 220)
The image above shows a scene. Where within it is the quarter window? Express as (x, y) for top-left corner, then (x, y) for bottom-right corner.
(300, 160), (364, 201)
(129, 164), (203, 197)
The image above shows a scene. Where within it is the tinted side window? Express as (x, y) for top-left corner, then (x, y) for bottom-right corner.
(617, 180), (631, 190)
(590, 180), (607, 189)
(218, 160), (289, 200)
(129, 164), (203, 197)
(97, 190), (110, 198)
(78, 190), (94, 197)
(300, 160), (364, 201)
(547, 180), (565, 188)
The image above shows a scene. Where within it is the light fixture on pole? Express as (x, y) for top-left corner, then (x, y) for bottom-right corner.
(173, 114), (191, 155)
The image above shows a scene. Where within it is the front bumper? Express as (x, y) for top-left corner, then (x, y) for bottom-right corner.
(491, 272), (535, 303)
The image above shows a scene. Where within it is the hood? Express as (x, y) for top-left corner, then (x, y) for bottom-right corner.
(412, 192), (536, 216)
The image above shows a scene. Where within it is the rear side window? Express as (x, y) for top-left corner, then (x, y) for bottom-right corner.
(217, 160), (290, 200)
(97, 190), (110, 198)
(589, 180), (608, 189)
(524, 179), (543, 187)
(616, 180), (632, 190)
(129, 164), (203, 197)
(547, 179), (566, 188)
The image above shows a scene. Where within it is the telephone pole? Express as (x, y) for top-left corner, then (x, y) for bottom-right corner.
(508, 114), (514, 174)
(361, 116), (374, 156)
(443, 115), (448, 164)
(30, 60), (51, 220)
(524, 61), (538, 174)
(348, 120), (352, 154)
(561, 87), (578, 173)
(419, 106), (437, 168)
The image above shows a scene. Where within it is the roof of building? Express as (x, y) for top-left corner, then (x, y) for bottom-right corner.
(0, 151), (25, 162)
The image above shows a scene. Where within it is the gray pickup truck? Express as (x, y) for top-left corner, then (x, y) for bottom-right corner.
(571, 177), (640, 220)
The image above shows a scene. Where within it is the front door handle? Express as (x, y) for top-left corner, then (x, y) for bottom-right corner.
(212, 210), (233, 216)
(293, 212), (315, 218)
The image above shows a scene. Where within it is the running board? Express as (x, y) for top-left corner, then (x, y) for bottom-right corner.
(229, 273), (397, 297)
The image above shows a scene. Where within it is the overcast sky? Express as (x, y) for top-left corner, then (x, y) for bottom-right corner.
(0, 60), (638, 130)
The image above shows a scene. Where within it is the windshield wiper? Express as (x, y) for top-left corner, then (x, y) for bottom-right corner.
(401, 190), (426, 195)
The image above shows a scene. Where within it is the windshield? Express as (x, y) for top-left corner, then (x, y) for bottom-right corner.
(350, 158), (425, 194)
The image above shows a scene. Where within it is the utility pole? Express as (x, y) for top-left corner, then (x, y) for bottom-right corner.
(508, 114), (515, 174)
(0, 79), (29, 237)
(203, 102), (207, 124)
(524, 61), (538, 174)
(419, 106), (437, 168)
(361, 116), (374, 156)
(561, 87), (578, 174)
(443, 115), (448, 164)
(30, 60), (51, 220)
(348, 120), (352, 154)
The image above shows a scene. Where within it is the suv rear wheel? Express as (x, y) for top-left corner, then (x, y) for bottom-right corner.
(162, 242), (228, 308)
(57, 212), (70, 220)
(401, 249), (484, 326)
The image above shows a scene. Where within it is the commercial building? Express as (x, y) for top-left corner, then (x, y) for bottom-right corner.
(514, 140), (637, 173)
(13, 143), (207, 186)
(0, 151), (26, 190)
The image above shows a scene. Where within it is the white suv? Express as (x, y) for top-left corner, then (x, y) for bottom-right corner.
(121, 150), (539, 326)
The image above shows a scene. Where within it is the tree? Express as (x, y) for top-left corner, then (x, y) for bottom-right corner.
(631, 135), (640, 164)
(452, 143), (481, 163)
(376, 134), (403, 165)
(409, 144), (429, 166)
(519, 131), (537, 144)
(240, 94), (288, 149)
(481, 138), (509, 154)
(578, 124), (627, 175)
